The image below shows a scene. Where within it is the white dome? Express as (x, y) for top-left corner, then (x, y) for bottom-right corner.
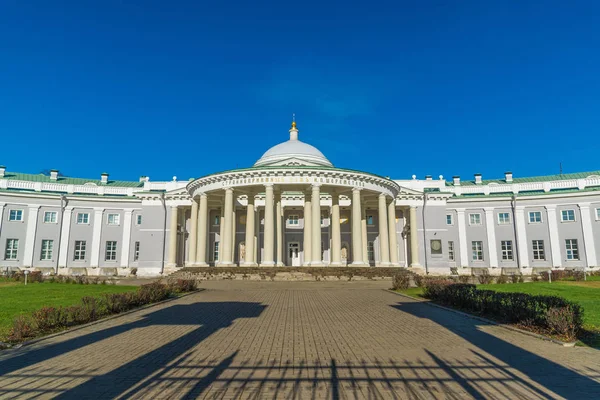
(253, 123), (333, 167)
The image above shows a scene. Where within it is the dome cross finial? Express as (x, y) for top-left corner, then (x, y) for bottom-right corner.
(289, 113), (298, 141)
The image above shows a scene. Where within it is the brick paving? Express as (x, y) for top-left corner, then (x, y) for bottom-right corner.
(0, 281), (599, 399)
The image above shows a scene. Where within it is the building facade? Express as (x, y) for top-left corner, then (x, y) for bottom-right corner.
(1, 122), (599, 276)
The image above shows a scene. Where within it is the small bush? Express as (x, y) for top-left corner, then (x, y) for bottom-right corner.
(531, 274), (540, 282)
(422, 279), (454, 299)
(510, 274), (520, 284)
(477, 272), (494, 284)
(32, 307), (67, 332)
(167, 279), (198, 293)
(391, 270), (412, 290)
(458, 275), (471, 284)
(545, 306), (583, 339)
(496, 275), (508, 284)
(138, 282), (171, 303)
(413, 274), (424, 287)
(8, 316), (36, 342)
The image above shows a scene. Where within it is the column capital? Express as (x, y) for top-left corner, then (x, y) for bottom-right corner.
(352, 187), (363, 193)
(311, 182), (322, 188)
(264, 182), (274, 188)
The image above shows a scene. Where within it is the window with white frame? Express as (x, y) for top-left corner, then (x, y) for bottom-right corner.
(448, 241), (455, 261)
(469, 213), (482, 225)
(40, 239), (54, 260)
(74, 240), (86, 261)
(107, 213), (120, 225)
(134, 241), (140, 261)
(44, 211), (57, 223)
(105, 241), (117, 261)
(367, 241), (374, 262)
(367, 215), (374, 225)
(136, 215), (142, 225)
(501, 240), (513, 260)
(5, 239), (18, 260)
(471, 241), (484, 261)
(565, 239), (579, 260)
(561, 209), (576, 222)
(9, 209), (23, 221)
(288, 215), (299, 225)
(532, 240), (545, 260)
(528, 211), (542, 223)
(213, 241), (220, 262)
(321, 213), (327, 226)
(596, 208), (600, 220)
(213, 215), (220, 226)
(446, 214), (453, 225)
(76, 213), (89, 224)
(498, 212), (511, 224)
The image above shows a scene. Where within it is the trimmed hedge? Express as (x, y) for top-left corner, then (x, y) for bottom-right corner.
(7, 279), (198, 343)
(422, 281), (583, 341)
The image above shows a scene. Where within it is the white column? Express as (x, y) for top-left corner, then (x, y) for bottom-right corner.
(0, 203), (5, 238)
(484, 207), (499, 268)
(167, 206), (179, 268)
(377, 194), (390, 266)
(579, 203), (598, 267)
(388, 199), (399, 266)
(361, 202), (369, 264)
(196, 193), (209, 266)
(244, 193), (257, 266)
(402, 208), (409, 267)
(351, 188), (366, 266)
(261, 184), (275, 266)
(254, 206), (259, 264)
(23, 206), (40, 267)
(218, 201), (225, 262)
(544, 205), (562, 268)
(231, 205), (236, 263)
(58, 207), (73, 269)
(456, 209), (469, 267)
(330, 192), (341, 266)
(120, 209), (134, 268)
(311, 184), (323, 266)
(409, 206), (420, 268)
(90, 208), (104, 268)
(188, 197), (199, 266)
(276, 192), (284, 266)
(303, 189), (312, 266)
(218, 188), (234, 266)
(515, 206), (529, 268)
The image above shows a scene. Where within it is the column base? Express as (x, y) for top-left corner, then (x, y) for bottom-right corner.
(376, 262), (392, 267)
(303, 262), (312, 267)
(350, 262), (369, 267)
(329, 262), (342, 267)
(388, 263), (401, 267)
(276, 262), (285, 267)
(259, 261), (275, 267)
(241, 262), (258, 267)
(216, 262), (234, 267)
(193, 262), (209, 268)
(310, 262), (325, 267)
(410, 263), (422, 268)
(166, 262), (178, 268)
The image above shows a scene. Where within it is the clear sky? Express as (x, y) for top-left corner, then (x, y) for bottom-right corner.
(1, 1), (599, 182)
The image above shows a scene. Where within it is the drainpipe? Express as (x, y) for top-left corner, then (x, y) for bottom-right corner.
(511, 194), (521, 270)
(421, 194), (429, 275)
(160, 192), (167, 275)
(55, 195), (67, 275)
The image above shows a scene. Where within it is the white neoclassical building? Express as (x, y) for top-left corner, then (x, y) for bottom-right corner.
(1, 121), (599, 276)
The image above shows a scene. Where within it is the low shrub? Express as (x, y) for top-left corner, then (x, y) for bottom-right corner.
(167, 279), (198, 293)
(413, 274), (425, 287)
(510, 274), (520, 284)
(422, 283), (583, 341)
(391, 270), (412, 290)
(12, 271), (43, 283)
(31, 307), (67, 332)
(422, 279), (455, 299)
(8, 316), (36, 342)
(496, 275), (508, 284)
(531, 274), (540, 282)
(477, 272), (494, 284)
(458, 275), (471, 284)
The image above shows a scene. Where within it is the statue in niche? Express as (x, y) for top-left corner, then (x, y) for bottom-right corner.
(239, 242), (246, 262)
(341, 246), (348, 261)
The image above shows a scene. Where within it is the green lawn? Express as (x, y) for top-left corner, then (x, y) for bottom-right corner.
(0, 281), (137, 340)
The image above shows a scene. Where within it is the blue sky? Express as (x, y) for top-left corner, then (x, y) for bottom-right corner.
(1, 1), (599, 182)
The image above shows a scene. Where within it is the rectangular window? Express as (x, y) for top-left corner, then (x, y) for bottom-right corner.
(213, 241), (220, 261)
(497, 212), (511, 224)
(5, 239), (19, 260)
(74, 240), (86, 261)
(430, 239), (442, 255)
(239, 215), (246, 225)
(532, 240), (545, 260)
(9, 209), (23, 221)
(107, 213), (120, 225)
(44, 211), (57, 223)
(469, 213), (482, 225)
(471, 241), (483, 261)
(213, 215), (220, 226)
(529, 211), (542, 223)
(448, 241), (455, 261)
(134, 241), (140, 261)
(105, 241), (117, 261)
(561, 209), (576, 222)
(76, 213), (89, 224)
(288, 215), (299, 225)
(501, 240), (513, 260)
(367, 215), (374, 225)
(40, 239), (54, 260)
(446, 214), (453, 225)
(596, 208), (600, 221)
(136, 215), (142, 225)
(321, 213), (327, 226)
(367, 241), (374, 261)
(565, 239), (579, 260)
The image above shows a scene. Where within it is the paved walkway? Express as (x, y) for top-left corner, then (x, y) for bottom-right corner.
(0, 281), (598, 399)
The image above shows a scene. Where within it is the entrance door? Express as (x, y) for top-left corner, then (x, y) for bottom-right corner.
(288, 242), (300, 266)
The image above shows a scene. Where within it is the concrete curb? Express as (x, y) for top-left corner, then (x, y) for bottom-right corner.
(386, 289), (577, 348)
(1, 289), (204, 353)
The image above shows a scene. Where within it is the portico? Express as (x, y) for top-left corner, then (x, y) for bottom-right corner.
(166, 121), (422, 268)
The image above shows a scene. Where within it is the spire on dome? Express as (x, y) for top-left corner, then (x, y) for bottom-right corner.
(289, 113), (298, 141)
